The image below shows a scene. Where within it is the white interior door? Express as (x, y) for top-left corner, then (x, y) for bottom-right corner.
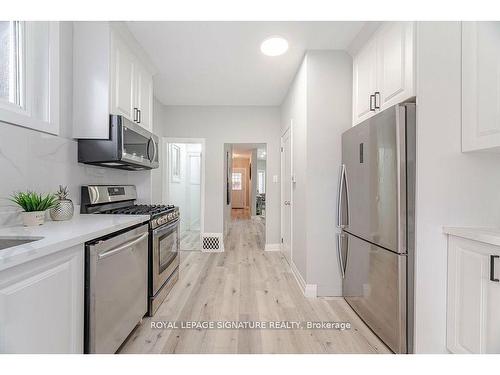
(187, 151), (201, 231)
(231, 168), (246, 209)
(281, 127), (292, 265)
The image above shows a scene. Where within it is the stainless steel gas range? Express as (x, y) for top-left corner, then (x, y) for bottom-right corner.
(81, 185), (180, 319)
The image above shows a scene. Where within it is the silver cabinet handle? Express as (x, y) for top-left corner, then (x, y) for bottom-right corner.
(374, 91), (380, 109)
(337, 164), (348, 228)
(97, 232), (148, 260)
(370, 94), (376, 111)
(336, 233), (345, 279)
(491, 255), (500, 282)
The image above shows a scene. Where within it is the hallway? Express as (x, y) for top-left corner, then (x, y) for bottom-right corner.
(119, 215), (389, 354)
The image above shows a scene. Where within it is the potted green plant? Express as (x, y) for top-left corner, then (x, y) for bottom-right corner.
(10, 191), (57, 226)
(49, 185), (74, 221)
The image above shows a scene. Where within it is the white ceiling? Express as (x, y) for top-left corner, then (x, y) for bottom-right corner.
(126, 21), (366, 106)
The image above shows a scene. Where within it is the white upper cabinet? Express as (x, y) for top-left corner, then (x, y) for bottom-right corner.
(110, 34), (135, 121)
(446, 235), (500, 354)
(377, 22), (415, 109)
(352, 22), (415, 126)
(134, 64), (154, 131)
(73, 22), (155, 139)
(462, 22), (500, 152)
(353, 38), (378, 124)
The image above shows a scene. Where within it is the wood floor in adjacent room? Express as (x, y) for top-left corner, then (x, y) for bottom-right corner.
(119, 213), (390, 354)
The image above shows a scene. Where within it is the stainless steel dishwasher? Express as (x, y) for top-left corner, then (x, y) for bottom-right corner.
(84, 223), (149, 354)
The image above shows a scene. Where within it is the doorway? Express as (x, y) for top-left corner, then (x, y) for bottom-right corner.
(163, 138), (205, 251)
(226, 143), (266, 244)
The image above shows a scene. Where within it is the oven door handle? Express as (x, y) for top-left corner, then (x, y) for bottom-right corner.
(153, 219), (179, 236)
(97, 232), (148, 260)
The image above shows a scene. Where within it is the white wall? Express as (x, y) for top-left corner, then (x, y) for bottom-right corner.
(280, 51), (352, 296)
(306, 51), (352, 296)
(0, 22), (151, 226)
(153, 105), (281, 245)
(414, 22), (500, 353)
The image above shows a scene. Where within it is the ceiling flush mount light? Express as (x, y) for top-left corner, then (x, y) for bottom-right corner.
(260, 36), (288, 56)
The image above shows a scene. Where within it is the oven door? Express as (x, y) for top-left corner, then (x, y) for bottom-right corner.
(152, 219), (180, 295)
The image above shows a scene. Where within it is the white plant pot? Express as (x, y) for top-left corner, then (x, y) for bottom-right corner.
(21, 211), (45, 226)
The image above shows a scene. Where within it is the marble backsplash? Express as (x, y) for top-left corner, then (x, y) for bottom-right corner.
(0, 122), (152, 227)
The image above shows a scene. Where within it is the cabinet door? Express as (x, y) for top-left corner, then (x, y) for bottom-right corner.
(136, 65), (153, 131)
(110, 34), (135, 121)
(0, 245), (84, 353)
(462, 22), (500, 152)
(352, 38), (377, 125)
(377, 22), (415, 110)
(447, 236), (500, 353)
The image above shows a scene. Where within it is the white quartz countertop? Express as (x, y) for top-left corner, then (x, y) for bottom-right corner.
(0, 214), (150, 271)
(443, 227), (500, 247)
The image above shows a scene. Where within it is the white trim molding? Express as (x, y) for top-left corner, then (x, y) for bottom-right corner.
(290, 260), (317, 298)
(264, 243), (281, 252)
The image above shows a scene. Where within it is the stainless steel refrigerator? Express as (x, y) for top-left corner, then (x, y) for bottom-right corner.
(337, 103), (415, 354)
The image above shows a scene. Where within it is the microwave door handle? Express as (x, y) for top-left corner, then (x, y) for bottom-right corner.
(150, 137), (157, 163)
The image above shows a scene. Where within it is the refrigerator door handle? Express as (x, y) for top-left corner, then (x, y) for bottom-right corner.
(336, 233), (345, 279)
(337, 164), (347, 228)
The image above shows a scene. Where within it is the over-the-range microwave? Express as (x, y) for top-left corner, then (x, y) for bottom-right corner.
(78, 115), (159, 171)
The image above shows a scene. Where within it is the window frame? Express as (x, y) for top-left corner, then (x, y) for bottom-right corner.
(0, 21), (59, 135)
(232, 172), (243, 191)
(170, 144), (181, 183)
(257, 169), (266, 194)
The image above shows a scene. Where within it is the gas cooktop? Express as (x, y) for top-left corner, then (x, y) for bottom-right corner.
(80, 185), (179, 228)
(101, 204), (175, 216)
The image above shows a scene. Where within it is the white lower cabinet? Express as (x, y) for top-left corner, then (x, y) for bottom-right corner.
(0, 245), (84, 353)
(447, 236), (500, 353)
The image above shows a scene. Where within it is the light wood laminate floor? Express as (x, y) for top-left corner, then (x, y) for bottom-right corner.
(119, 215), (390, 354)
(180, 229), (201, 251)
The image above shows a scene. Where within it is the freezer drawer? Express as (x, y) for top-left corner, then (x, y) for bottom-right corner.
(341, 232), (407, 353)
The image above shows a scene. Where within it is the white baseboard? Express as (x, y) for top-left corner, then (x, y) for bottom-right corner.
(290, 260), (317, 298)
(304, 284), (318, 298)
(264, 243), (281, 251)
